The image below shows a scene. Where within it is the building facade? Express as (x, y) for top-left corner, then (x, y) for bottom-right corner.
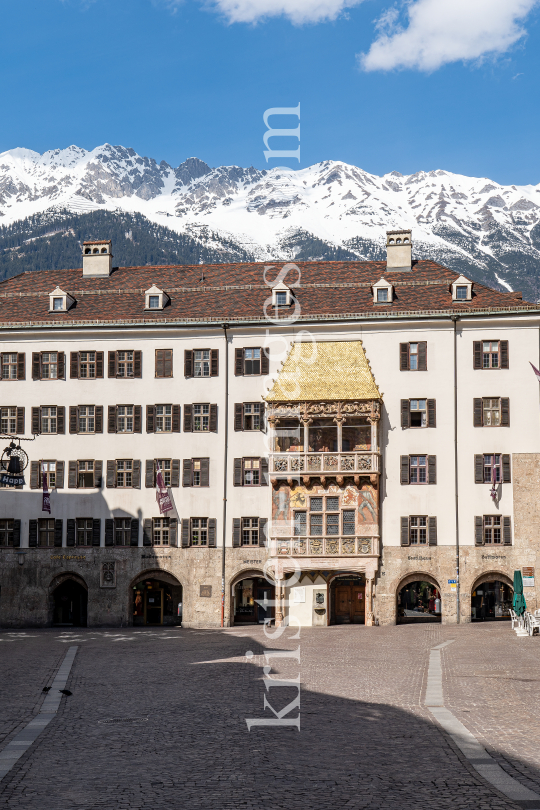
(0, 232), (538, 628)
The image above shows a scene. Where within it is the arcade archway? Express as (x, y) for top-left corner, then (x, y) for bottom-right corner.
(52, 577), (88, 627)
(396, 574), (442, 624)
(471, 573), (513, 622)
(232, 570), (275, 625)
(131, 570), (183, 626)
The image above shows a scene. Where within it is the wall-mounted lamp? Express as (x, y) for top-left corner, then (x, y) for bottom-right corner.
(17, 550), (26, 566)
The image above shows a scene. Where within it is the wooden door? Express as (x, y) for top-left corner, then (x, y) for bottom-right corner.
(336, 585), (352, 622)
(351, 584), (365, 623)
(145, 589), (164, 625)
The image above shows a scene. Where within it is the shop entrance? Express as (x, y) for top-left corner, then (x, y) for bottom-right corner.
(233, 577), (275, 625)
(330, 575), (365, 624)
(53, 579), (88, 627)
(397, 580), (441, 624)
(132, 576), (182, 626)
(471, 579), (513, 621)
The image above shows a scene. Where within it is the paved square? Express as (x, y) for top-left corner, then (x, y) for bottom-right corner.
(0, 623), (539, 809)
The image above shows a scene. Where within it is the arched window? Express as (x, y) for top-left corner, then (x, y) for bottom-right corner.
(101, 247), (107, 254)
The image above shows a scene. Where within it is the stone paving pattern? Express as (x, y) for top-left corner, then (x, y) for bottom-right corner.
(0, 622), (538, 809)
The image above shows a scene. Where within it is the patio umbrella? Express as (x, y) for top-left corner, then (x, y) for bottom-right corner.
(512, 570), (526, 617)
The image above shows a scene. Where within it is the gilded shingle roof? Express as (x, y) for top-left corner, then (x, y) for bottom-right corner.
(266, 341), (381, 402)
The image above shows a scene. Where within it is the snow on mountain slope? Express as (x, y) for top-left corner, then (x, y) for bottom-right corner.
(2, 143), (540, 296)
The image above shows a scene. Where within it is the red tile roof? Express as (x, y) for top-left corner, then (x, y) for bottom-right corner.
(0, 260), (533, 328)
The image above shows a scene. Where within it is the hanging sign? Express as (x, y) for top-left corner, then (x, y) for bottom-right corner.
(0, 472), (24, 486)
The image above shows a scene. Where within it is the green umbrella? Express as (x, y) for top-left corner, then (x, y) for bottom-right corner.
(513, 570), (526, 617)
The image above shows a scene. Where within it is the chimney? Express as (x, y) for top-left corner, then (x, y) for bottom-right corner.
(82, 240), (113, 277)
(386, 229), (412, 272)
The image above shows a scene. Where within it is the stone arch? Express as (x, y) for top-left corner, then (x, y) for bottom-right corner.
(471, 571), (513, 591)
(129, 569), (183, 627)
(395, 572), (442, 624)
(230, 568), (275, 626)
(48, 572), (89, 627)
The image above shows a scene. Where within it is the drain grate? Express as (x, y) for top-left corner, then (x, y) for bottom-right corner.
(99, 717), (149, 724)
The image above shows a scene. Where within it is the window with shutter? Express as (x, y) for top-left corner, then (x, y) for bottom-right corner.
(108, 351), (117, 378)
(171, 459), (180, 487)
(155, 349), (173, 378)
(32, 407), (41, 435)
(500, 341), (509, 369)
(56, 461), (65, 489)
(108, 406), (117, 434)
(92, 519), (101, 547)
(475, 516), (484, 545)
(181, 519), (190, 547)
(130, 518), (139, 547)
(66, 519), (75, 547)
(30, 461), (39, 489)
(400, 343), (409, 371)
(428, 455), (437, 485)
(133, 351), (142, 378)
(142, 519), (152, 546)
(16, 407), (25, 435)
(501, 398), (510, 427)
(132, 460), (141, 488)
(400, 456), (409, 485)
(184, 350), (193, 378)
(474, 454), (484, 483)
(70, 352), (79, 379)
(234, 458), (243, 486)
(68, 460), (77, 489)
(503, 516), (512, 545)
(105, 518), (114, 547)
(234, 403), (244, 431)
(209, 404), (218, 432)
(502, 454), (511, 483)
(106, 460), (116, 488)
(208, 517), (217, 547)
(473, 398), (483, 427)
(427, 399), (436, 428)
(473, 341), (482, 369)
(17, 353), (25, 380)
(146, 405), (155, 433)
(259, 517), (268, 547)
(145, 459), (154, 488)
(172, 404), (181, 433)
(428, 516), (437, 546)
(210, 349), (219, 377)
(93, 460), (103, 489)
(235, 348), (244, 376)
(183, 404), (193, 432)
(183, 459), (192, 487)
(169, 518), (178, 548)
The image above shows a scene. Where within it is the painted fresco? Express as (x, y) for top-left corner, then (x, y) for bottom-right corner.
(271, 483), (378, 536)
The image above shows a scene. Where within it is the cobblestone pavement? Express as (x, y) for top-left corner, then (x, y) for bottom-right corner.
(0, 622), (538, 809)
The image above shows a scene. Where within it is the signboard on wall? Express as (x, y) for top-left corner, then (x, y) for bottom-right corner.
(523, 567), (535, 587)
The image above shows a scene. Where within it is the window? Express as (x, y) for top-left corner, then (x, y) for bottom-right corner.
(149, 296), (160, 309)
(193, 404), (210, 431)
(153, 517), (170, 546)
(1, 353), (18, 380)
(194, 350), (210, 377)
(41, 353), (58, 379)
(483, 341), (499, 369)
(78, 406), (95, 433)
(483, 398), (501, 426)
(157, 459), (172, 487)
(117, 351), (134, 378)
(41, 461), (56, 489)
(244, 348), (261, 375)
(410, 399), (427, 428)
(243, 458), (260, 486)
(483, 454), (501, 483)
(243, 403), (262, 431)
(53, 298), (63, 311)
(183, 458), (209, 487)
(79, 352), (96, 378)
(39, 518), (55, 547)
(0, 519), (14, 546)
(410, 516), (427, 545)
(1, 407), (17, 434)
(410, 456), (427, 484)
(41, 406), (57, 434)
(155, 349), (173, 378)
(156, 405), (172, 433)
(116, 460), (133, 488)
(275, 291), (288, 307)
(376, 288), (388, 303)
(192, 460), (201, 486)
(400, 342), (427, 371)
(294, 496), (352, 536)
(484, 515), (501, 544)
(455, 286), (468, 300)
(117, 406), (134, 433)
(114, 517), (131, 546)
(184, 349), (218, 378)
(78, 461), (94, 488)
(242, 517), (259, 545)
(191, 517), (208, 546)
(77, 518), (93, 546)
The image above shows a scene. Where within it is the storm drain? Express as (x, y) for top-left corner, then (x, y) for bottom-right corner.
(98, 718), (149, 724)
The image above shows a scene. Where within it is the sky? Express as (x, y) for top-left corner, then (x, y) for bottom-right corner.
(1, 0), (540, 184)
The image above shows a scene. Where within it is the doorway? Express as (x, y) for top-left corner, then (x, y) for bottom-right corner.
(53, 579), (88, 627)
(471, 580), (513, 621)
(233, 577), (275, 625)
(132, 577), (182, 626)
(330, 576), (365, 624)
(397, 580), (441, 624)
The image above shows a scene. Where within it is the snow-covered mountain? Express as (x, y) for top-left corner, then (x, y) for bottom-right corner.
(2, 143), (540, 297)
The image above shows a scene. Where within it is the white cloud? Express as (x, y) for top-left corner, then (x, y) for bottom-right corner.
(359, 0), (539, 72)
(198, 0), (363, 24)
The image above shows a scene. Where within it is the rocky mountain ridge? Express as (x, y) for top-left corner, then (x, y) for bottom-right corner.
(2, 143), (540, 299)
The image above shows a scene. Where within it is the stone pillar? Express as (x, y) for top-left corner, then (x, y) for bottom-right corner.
(365, 577), (374, 626)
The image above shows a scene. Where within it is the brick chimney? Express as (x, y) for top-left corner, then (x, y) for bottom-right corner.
(386, 230), (412, 272)
(82, 240), (113, 277)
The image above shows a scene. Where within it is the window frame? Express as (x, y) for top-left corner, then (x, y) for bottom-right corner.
(409, 516), (428, 545)
(38, 517), (56, 547)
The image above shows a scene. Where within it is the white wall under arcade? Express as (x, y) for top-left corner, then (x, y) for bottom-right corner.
(288, 575), (328, 627)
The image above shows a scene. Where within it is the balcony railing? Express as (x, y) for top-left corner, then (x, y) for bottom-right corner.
(270, 536), (379, 557)
(270, 451), (379, 476)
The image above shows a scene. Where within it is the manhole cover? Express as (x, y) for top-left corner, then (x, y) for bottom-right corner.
(99, 718), (149, 724)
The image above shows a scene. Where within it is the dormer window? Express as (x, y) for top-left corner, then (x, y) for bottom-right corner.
(144, 285), (169, 311)
(451, 275), (473, 302)
(372, 277), (393, 305)
(272, 281), (292, 307)
(48, 287), (74, 313)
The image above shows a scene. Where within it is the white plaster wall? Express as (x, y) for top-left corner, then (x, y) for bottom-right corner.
(288, 575), (327, 627)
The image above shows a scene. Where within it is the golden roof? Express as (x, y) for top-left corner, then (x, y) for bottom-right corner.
(266, 340), (381, 402)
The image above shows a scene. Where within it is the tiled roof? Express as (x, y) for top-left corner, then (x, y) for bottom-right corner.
(266, 341), (381, 402)
(0, 260), (533, 328)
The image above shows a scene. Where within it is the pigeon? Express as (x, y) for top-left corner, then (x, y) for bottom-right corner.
(59, 689), (72, 696)
(42, 687), (51, 693)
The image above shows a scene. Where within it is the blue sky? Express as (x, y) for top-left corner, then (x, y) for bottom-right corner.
(1, 0), (540, 184)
